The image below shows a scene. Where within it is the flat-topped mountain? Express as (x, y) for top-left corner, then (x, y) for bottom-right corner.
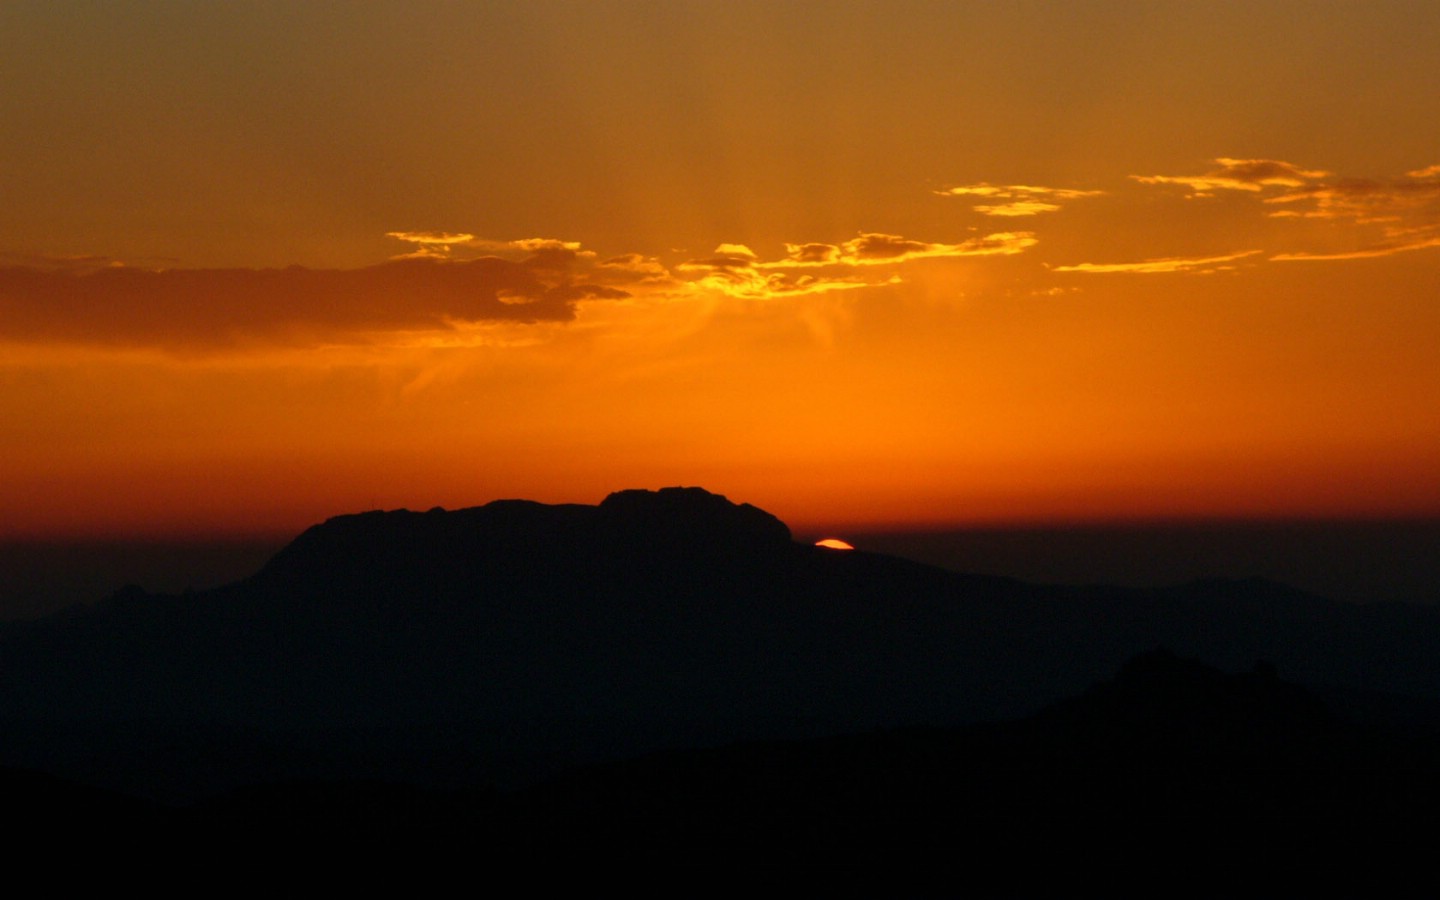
(249, 486), (793, 601)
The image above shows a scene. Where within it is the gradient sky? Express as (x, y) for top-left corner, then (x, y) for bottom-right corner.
(4, 1), (1440, 539)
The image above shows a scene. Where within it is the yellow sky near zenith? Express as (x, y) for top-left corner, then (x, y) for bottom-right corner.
(3, 2), (1439, 538)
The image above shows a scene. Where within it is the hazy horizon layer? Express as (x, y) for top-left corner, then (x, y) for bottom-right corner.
(833, 518), (1440, 607)
(5, 517), (1435, 620)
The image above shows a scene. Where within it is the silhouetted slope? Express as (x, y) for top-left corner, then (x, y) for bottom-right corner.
(473, 650), (1440, 893)
(13, 651), (1432, 894)
(1029, 649), (1354, 765)
(3, 487), (1440, 807)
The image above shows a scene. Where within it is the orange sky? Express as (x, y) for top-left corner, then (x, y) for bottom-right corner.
(3, 2), (1440, 538)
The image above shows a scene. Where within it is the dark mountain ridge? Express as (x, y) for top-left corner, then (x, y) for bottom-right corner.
(3, 487), (1440, 805)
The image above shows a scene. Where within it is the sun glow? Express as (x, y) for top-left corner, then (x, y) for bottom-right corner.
(815, 538), (855, 551)
(2, 5), (1439, 539)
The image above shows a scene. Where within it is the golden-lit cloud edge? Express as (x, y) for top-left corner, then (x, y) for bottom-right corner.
(386, 232), (587, 261)
(1052, 250), (1262, 275)
(1133, 158), (1440, 219)
(1272, 234), (1440, 261)
(770, 232), (1039, 266)
(1124, 157), (1440, 263)
(674, 231), (1037, 299)
(936, 182), (1104, 217)
(7, 157), (1438, 354)
(384, 231), (478, 259)
(1132, 157), (1331, 195)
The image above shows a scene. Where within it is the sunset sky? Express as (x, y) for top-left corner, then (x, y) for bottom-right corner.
(4, 1), (1440, 539)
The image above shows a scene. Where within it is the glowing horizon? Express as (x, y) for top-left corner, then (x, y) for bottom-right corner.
(4, 3), (1439, 539)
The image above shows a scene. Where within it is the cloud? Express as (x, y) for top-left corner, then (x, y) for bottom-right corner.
(850, 231), (1038, 262)
(766, 232), (1038, 267)
(386, 231), (478, 259)
(1271, 233), (1440, 261)
(936, 183), (1104, 216)
(774, 243), (836, 265)
(1131, 158), (1330, 196)
(676, 244), (760, 271)
(1265, 171), (1440, 221)
(1133, 159), (1440, 222)
(1053, 249), (1262, 274)
(387, 232), (602, 267)
(683, 268), (873, 300)
(466, 237), (590, 261)
(598, 252), (673, 281)
(1131, 158), (1440, 260)
(0, 251), (131, 272)
(0, 253), (635, 351)
(675, 242), (868, 299)
(672, 230), (1036, 299)
(972, 200), (1063, 217)
(1261, 164), (1440, 258)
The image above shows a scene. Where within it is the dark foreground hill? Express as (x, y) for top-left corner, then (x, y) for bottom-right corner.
(3, 487), (1440, 805)
(8, 649), (1440, 894)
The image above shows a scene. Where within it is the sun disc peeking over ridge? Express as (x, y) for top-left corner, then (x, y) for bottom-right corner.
(816, 538), (855, 550)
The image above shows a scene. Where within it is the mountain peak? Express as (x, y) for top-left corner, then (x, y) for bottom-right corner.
(597, 487), (792, 546)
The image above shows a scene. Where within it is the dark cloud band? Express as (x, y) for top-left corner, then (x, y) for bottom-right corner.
(0, 257), (630, 350)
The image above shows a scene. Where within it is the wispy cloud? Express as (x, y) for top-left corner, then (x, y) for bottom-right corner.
(1271, 234), (1440, 261)
(1053, 249), (1261, 274)
(1131, 158), (1330, 196)
(1132, 158), (1440, 261)
(936, 183), (1104, 216)
(385, 231), (478, 259)
(681, 267), (874, 301)
(677, 243), (762, 271)
(675, 243), (869, 299)
(1262, 164), (1440, 258)
(845, 231), (1038, 262)
(1265, 171), (1440, 223)
(466, 237), (587, 257)
(767, 232), (1039, 267)
(0, 249), (126, 270)
(673, 231), (1036, 299)
(387, 232), (598, 263)
(598, 252), (673, 281)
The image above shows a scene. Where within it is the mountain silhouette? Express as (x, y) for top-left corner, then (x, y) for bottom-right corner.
(3, 486), (1440, 812)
